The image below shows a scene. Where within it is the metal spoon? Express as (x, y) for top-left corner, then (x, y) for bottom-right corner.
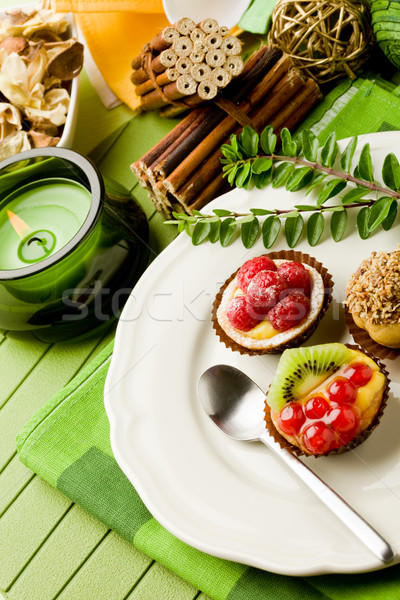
(197, 364), (395, 564)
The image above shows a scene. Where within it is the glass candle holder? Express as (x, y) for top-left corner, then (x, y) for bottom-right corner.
(0, 148), (149, 342)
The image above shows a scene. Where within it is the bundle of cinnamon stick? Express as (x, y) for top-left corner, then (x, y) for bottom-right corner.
(131, 46), (322, 217)
(131, 17), (244, 113)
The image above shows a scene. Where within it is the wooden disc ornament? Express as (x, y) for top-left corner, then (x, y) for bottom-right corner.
(268, 0), (374, 83)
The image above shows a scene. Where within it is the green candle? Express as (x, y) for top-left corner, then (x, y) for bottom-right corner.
(0, 177), (91, 270)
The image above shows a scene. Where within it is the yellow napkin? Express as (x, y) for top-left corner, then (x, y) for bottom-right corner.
(53, 0), (170, 110)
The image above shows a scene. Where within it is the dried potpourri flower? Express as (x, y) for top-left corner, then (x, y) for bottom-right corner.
(0, 2), (83, 158)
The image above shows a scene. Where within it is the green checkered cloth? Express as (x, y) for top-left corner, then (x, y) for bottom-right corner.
(17, 76), (400, 600)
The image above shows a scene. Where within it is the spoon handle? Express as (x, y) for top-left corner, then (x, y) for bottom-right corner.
(259, 431), (395, 564)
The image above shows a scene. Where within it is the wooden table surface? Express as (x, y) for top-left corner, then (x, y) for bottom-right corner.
(0, 23), (211, 596)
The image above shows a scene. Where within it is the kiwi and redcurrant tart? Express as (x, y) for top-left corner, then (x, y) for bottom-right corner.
(264, 343), (389, 456)
(212, 250), (333, 354)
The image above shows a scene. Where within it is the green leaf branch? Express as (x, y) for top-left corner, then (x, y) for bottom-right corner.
(166, 126), (400, 249)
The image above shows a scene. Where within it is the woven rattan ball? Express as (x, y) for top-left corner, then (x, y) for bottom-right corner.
(268, 0), (374, 83)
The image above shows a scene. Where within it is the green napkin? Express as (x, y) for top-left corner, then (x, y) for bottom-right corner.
(239, 0), (277, 34)
(16, 74), (400, 600)
(16, 340), (400, 600)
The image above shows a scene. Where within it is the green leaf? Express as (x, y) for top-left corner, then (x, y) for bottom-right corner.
(340, 136), (358, 172)
(241, 216), (260, 248)
(317, 179), (347, 206)
(208, 220), (221, 243)
(177, 221), (185, 233)
(285, 166), (313, 192)
(357, 206), (370, 240)
(306, 212), (324, 246)
(192, 210), (204, 216)
(229, 134), (242, 158)
(213, 209), (233, 217)
(281, 128), (297, 157)
(220, 145), (238, 162)
(285, 213), (304, 247)
(330, 209), (348, 241)
(227, 164), (238, 185)
(320, 132), (338, 167)
(237, 214), (255, 224)
(172, 211), (196, 221)
(220, 217), (237, 246)
(250, 208), (274, 215)
(251, 157), (273, 174)
(272, 162), (294, 188)
(200, 216), (220, 224)
(305, 171), (327, 195)
(262, 215), (281, 248)
(357, 143), (374, 182)
(254, 169), (272, 188)
(367, 197), (395, 231)
(235, 162), (252, 187)
(341, 187), (368, 204)
(192, 221), (210, 245)
(239, 126), (259, 157)
(382, 153), (400, 191)
(301, 129), (319, 162)
(382, 201), (397, 231)
(260, 125), (276, 155)
(294, 204), (319, 211)
(184, 221), (193, 236)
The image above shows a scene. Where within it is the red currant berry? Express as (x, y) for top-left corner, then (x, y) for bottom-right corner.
(343, 362), (373, 387)
(302, 422), (337, 455)
(236, 256), (277, 292)
(278, 402), (306, 435)
(326, 377), (357, 404)
(267, 292), (310, 332)
(278, 262), (311, 295)
(304, 396), (330, 419)
(247, 271), (288, 318)
(226, 296), (260, 331)
(327, 405), (359, 446)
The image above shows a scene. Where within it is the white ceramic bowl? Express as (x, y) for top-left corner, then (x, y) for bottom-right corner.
(58, 13), (79, 149)
(0, 6), (80, 150)
(162, 0), (251, 29)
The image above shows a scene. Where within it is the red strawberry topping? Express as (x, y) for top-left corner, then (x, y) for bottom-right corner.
(226, 295), (260, 331)
(236, 256), (277, 292)
(246, 271), (288, 318)
(267, 292), (310, 331)
(278, 262), (311, 295)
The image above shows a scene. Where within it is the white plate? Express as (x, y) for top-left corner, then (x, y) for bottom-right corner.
(105, 131), (400, 575)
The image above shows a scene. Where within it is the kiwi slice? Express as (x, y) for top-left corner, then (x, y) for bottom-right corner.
(266, 343), (356, 411)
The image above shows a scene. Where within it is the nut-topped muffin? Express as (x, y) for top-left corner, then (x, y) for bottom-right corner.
(346, 249), (400, 349)
(212, 250), (333, 354)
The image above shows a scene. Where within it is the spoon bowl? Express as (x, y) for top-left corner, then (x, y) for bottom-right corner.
(198, 364), (395, 564)
(197, 364), (266, 440)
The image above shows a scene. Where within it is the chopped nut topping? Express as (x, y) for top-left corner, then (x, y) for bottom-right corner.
(346, 250), (400, 324)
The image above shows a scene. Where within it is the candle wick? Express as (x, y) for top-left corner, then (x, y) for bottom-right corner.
(27, 237), (45, 246)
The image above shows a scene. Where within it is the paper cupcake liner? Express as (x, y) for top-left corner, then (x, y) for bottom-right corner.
(263, 343), (390, 458)
(212, 250), (334, 356)
(344, 306), (400, 361)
